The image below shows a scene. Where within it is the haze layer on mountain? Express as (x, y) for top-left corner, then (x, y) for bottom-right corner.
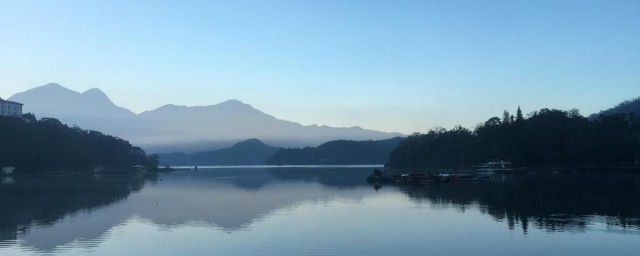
(9, 83), (403, 153)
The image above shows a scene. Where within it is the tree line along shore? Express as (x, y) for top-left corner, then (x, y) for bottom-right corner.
(388, 107), (640, 169)
(1, 98), (639, 173)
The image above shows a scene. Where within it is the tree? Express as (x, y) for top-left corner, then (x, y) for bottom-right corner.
(503, 110), (511, 124)
(567, 108), (581, 118)
(485, 117), (501, 126)
(21, 113), (37, 123)
(516, 106), (524, 122)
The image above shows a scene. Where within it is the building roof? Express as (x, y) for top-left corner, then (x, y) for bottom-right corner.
(0, 98), (23, 105)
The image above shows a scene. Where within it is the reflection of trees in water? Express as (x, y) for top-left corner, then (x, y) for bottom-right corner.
(0, 174), (151, 241)
(267, 167), (371, 188)
(397, 173), (640, 233)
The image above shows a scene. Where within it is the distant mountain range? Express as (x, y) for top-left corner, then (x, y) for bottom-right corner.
(9, 83), (403, 153)
(266, 137), (404, 165)
(157, 137), (403, 166)
(158, 139), (281, 166)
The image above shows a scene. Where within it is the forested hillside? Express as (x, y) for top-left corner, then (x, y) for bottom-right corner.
(0, 115), (158, 172)
(590, 97), (640, 119)
(266, 137), (404, 165)
(158, 139), (280, 166)
(388, 107), (640, 168)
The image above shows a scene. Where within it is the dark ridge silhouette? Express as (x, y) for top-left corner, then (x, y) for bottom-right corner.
(266, 137), (404, 165)
(388, 107), (640, 168)
(157, 139), (281, 166)
(0, 115), (158, 172)
(590, 96), (640, 120)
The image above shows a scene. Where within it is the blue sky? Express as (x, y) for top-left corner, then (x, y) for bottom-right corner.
(0, 0), (638, 133)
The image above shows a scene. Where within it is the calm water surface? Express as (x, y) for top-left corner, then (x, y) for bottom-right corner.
(1, 167), (639, 255)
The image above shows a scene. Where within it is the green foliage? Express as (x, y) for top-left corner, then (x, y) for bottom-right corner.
(0, 115), (158, 172)
(388, 108), (640, 168)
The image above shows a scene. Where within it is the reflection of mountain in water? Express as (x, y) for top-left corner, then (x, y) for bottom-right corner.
(267, 167), (372, 188)
(125, 168), (373, 230)
(396, 172), (640, 233)
(0, 168), (373, 253)
(5, 168), (639, 253)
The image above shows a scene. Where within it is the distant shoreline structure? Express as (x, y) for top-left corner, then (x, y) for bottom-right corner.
(0, 97), (23, 117)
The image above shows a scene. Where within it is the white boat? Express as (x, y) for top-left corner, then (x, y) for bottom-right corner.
(474, 160), (513, 172)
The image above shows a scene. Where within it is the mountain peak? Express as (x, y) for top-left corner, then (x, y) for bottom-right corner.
(156, 103), (185, 110)
(213, 99), (259, 113)
(222, 99), (243, 104)
(218, 99), (252, 107)
(9, 83), (78, 103)
(233, 138), (267, 148)
(83, 87), (105, 95)
(82, 88), (116, 105)
(30, 83), (77, 94)
(42, 83), (64, 88)
(82, 88), (108, 98)
(9, 83), (135, 125)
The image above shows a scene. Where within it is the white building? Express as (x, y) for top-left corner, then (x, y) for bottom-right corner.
(0, 98), (23, 117)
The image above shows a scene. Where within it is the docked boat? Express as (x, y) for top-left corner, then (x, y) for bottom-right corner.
(396, 172), (438, 185)
(435, 173), (488, 183)
(474, 160), (514, 172)
(367, 169), (487, 186)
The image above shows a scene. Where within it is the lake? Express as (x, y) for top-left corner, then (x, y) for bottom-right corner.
(1, 167), (639, 255)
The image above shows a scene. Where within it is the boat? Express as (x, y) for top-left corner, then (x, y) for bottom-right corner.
(474, 160), (514, 172)
(366, 169), (489, 186)
(396, 172), (437, 185)
(436, 173), (489, 183)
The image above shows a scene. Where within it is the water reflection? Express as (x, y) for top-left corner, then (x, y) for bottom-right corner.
(1, 168), (639, 254)
(395, 172), (640, 233)
(0, 168), (375, 253)
(0, 173), (152, 251)
(124, 168), (372, 230)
